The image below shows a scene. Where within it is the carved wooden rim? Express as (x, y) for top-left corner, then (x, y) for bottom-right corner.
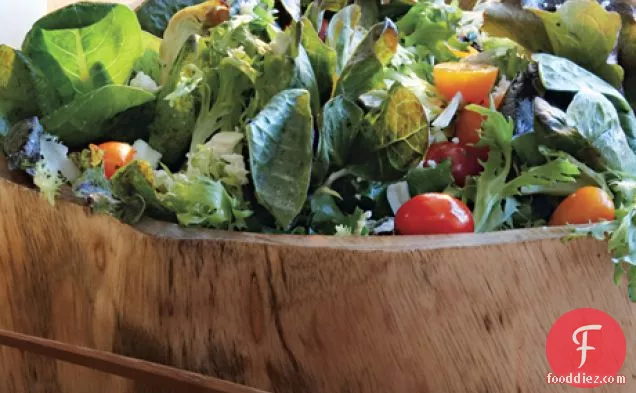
(0, 161), (579, 252)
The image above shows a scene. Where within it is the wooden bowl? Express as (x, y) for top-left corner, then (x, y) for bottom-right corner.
(0, 153), (634, 393)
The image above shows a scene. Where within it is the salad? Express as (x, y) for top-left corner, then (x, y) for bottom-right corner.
(1, 1), (636, 295)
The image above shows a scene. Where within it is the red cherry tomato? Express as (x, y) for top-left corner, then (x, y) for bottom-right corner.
(425, 142), (488, 187)
(395, 193), (474, 235)
(94, 142), (136, 180)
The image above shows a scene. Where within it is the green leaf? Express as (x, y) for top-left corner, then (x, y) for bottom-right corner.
(310, 191), (370, 236)
(327, 5), (366, 76)
(619, 17), (636, 110)
(0, 45), (38, 135)
(461, 45), (529, 81)
(148, 38), (198, 168)
(317, 95), (365, 171)
(533, 53), (636, 152)
(280, 0), (301, 21)
(530, 0), (623, 87)
(42, 85), (155, 147)
(158, 174), (251, 229)
(406, 160), (454, 196)
(23, 3), (143, 105)
(347, 83), (429, 181)
(479, 1), (552, 53)
(247, 89), (314, 228)
(565, 90), (636, 173)
(469, 105), (579, 232)
(292, 45), (321, 117)
(136, 0), (206, 37)
(301, 17), (337, 102)
(110, 160), (174, 221)
(480, 0), (624, 87)
(133, 31), (162, 83)
(336, 19), (398, 100)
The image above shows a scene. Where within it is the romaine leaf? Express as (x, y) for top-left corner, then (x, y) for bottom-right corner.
(158, 1), (230, 84)
(133, 31), (163, 83)
(247, 89), (314, 228)
(347, 83), (429, 181)
(42, 85), (155, 147)
(136, 0), (206, 37)
(22, 3), (143, 105)
(0, 45), (38, 135)
(158, 173), (251, 229)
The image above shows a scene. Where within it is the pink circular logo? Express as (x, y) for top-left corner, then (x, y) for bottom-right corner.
(546, 308), (626, 388)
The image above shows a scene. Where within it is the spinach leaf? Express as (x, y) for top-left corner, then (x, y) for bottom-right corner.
(42, 85), (155, 147)
(565, 90), (636, 173)
(247, 89), (314, 228)
(533, 95), (636, 174)
(309, 191), (370, 236)
(22, 3), (143, 106)
(347, 83), (429, 181)
(326, 5), (366, 76)
(406, 160), (454, 196)
(317, 95), (365, 174)
(301, 17), (337, 103)
(336, 18), (398, 100)
(136, 0), (206, 37)
(534, 53), (636, 151)
(0, 46), (38, 135)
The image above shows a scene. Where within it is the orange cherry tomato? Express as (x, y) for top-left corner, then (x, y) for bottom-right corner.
(395, 193), (474, 235)
(94, 142), (136, 180)
(549, 186), (616, 226)
(455, 86), (507, 145)
(433, 62), (499, 105)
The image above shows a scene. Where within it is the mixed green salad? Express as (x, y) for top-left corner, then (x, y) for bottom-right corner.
(1, 0), (636, 295)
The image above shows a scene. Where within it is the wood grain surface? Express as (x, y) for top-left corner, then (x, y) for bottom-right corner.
(0, 151), (635, 393)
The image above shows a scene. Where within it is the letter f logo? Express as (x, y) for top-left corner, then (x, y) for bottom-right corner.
(572, 325), (603, 368)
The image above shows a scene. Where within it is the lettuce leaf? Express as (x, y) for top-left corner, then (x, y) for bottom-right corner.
(480, 0), (624, 87)
(469, 106), (580, 232)
(22, 3), (144, 106)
